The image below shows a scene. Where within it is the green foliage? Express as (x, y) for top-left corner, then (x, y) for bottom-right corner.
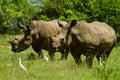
(1, 0), (120, 42)
(39, 0), (120, 25)
(0, 0), (39, 34)
(39, 0), (120, 42)
(39, 0), (89, 21)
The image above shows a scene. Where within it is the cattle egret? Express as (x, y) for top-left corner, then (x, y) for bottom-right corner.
(43, 54), (49, 62)
(99, 57), (103, 66)
(18, 58), (27, 71)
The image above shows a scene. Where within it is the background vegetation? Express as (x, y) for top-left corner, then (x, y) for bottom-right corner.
(0, 0), (120, 41)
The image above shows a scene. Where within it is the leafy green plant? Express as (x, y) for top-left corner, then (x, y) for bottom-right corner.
(0, 0), (39, 34)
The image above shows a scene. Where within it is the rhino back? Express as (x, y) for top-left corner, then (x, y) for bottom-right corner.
(29, 20), (62, 51)
(30, 20), (61, 38)
(71, 21), (116, 47)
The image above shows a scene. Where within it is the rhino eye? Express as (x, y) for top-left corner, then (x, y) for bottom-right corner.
(25, 38), (30, 41)
(15, 38), (18, 40)
(60, 38), (64, 42)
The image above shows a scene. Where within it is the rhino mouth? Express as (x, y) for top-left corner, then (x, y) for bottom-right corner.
(49, 45), (58, 51)
(12, 48), (22, 52)
(12, 49), (20, 52)
(54, 48), (58, 51)
(52, 46), (58, 51)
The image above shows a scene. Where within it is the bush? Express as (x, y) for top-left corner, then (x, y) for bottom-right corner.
(1, 0), (120, 42)
(39, 0), (120, 42)
(0, 0), (40, 34)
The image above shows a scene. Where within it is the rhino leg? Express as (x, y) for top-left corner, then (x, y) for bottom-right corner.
(32, 46), (44, 58)
(86, 55), (94, 67)
(76, 55), (82, 65)
(75, 54), (82, 65)
(96, 51), (108, 65)
(60, 48), (69, 60)
(71, 52), (82, 65)
(96, 52), (103, 64)
(102, 51), (110, 63)
(86, 49), (96, 67)
(38, 50), (44, 58)
(103, 46), (113, 61)
(71, 47), (82, 65)
(96, 48), (112, 66)
(96, 53), (106, 65)
(48, 51), (55, 61)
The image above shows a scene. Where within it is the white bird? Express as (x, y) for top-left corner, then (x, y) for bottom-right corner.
(18, 58), (27, 71)
(43, 54), (49, 62)
(99, 57), (103, 66)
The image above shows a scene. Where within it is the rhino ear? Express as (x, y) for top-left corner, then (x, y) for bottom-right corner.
(58, 20), (64, 28)
(60, 37), (64, 42)
(70, 20), (77, 28)
(27, 25), (31, 32)
(48, 35), (52, 42)
(18, 23), (26, 29)
(54, 34), (57, 37)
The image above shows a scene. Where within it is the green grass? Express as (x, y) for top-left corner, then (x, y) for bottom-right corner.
(0, 34), (120, 80)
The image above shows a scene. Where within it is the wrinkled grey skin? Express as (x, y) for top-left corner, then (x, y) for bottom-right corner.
(49, 20), (116, 67)
(10, 20), (68, 60)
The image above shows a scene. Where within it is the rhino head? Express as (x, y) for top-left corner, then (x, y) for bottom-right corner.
(10, 23), (32, 52)
(48, 20), (76, 51)
(49, 35), (65, 51)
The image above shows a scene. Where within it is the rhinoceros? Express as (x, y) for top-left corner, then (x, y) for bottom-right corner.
(49, 20), (116, 67)
(10, 20), (68, 60)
